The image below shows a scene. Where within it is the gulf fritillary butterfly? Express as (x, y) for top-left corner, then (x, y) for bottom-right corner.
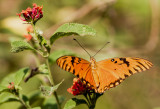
(56, 39), (153, 93)
(57, 56), (153, 93)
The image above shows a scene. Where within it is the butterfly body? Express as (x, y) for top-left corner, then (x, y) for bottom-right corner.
(57, 56), (153, 93)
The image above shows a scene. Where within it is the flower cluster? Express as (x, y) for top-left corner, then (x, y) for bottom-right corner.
(17, 3), (43, 24)
(7, 82), (14, 90)
(67, 78), (93, 96)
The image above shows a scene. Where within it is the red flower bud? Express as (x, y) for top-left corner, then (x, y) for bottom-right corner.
(24, 34), (32, 41)
(17, 3), (43, 24)
(7, 82), (14, 90)
(26, 25), (34, 33)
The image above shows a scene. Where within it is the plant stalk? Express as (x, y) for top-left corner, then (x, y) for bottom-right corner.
(17, 94), (32, 109)
(46, 58), (61, 109)
(32, 23), (61, 109)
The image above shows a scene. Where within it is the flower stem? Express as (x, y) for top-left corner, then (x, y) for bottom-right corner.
(17, 94), (32, 109)
(32, 22), (61, 109)
(46, 58), (61, 109)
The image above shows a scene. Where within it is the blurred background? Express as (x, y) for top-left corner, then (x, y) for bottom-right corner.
(0, 0), (160, 109)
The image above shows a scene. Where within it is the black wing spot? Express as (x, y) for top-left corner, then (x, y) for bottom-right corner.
(119, 58), (130, 67)
(77, 74), (79, 78)
(78, 58), (81, 63)
(111, 59), (114, 62)
(73, 69), (75, 74)
(114, 69), (117, 70)
(68, 67), (71, 72)
(71, 57), (75, 66)
(114, 61), (117, 63)
(124, 74), (129, 78)
(128, 70), (133, 74)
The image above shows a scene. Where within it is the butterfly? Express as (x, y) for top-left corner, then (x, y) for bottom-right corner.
(56, 56), (153, 93)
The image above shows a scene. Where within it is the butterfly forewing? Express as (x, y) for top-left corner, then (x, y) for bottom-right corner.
(56, 56), (97, 88)
(96, 57), (153, 93)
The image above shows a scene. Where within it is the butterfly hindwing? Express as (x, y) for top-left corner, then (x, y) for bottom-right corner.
(96, 57), (153, 93)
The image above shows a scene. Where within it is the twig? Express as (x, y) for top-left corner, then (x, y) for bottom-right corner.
(144, 0), (159, 52)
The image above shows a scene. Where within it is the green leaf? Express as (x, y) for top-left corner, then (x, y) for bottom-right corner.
(0, 92), (19, 104)
(0, 73), (15, 86)
(50, 23), (96, 44)
(38, 35), (50, 53)
(32, 107), (41, 109)
(40, 85), (53, 96)
(0, 85), (8, 93)
(42, 95), (65, 109)
(40, 80), (64, 96)
(49, 50), (75, 64)
(52, 79), (64, 91)
(38, 64), (49, 74)
(28, 90), (45, 106)
(64, 98), (87, 109)
(11, 40), (34, 53)
(21, 94), (30, 107)
(14, 67), (29, 86)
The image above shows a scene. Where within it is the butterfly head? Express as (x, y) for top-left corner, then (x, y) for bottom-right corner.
(90, 57), (97, 68)
(90, 57), (96, 62)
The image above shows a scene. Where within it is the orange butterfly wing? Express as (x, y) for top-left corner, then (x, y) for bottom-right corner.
(56, 56), (97, 89)
(96, 57), (153, 93)
(57, 56), (153, 93)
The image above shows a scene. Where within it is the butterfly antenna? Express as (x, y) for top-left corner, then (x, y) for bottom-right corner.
(93, 42), (110, 57)
(73, 38), (91, 58)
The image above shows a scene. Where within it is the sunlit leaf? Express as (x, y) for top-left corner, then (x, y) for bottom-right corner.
(64, 98), (87, 109)
(11, 40), (34, 53)
(0, 73), (15, 86)
(0, 85), (8, 93)
(50, 23), (96, 44)
(49, 50), (75, 64)
(38, 35), (50, 53)
(14, 67), (29, 86)
(32, 107), (41, 109)
(0, 92), (19, 104)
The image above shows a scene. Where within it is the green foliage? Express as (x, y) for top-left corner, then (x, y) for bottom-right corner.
(0, 85), (8, 93)
(38, 64), (49, 75)
(0, 92), (19, 104)
(37, 35), (50, 53)
(49, 50), (75, 65)
(14, 68), (29, 86)
(11, 41), (34, 53)
(40, 80), (64, 96)
(32, 107), (41, 109)
(0, 73), (15, 86)
(64, 98), (87, 109)
(50, 23), (97, 44)
(42, 96), (65, 109)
